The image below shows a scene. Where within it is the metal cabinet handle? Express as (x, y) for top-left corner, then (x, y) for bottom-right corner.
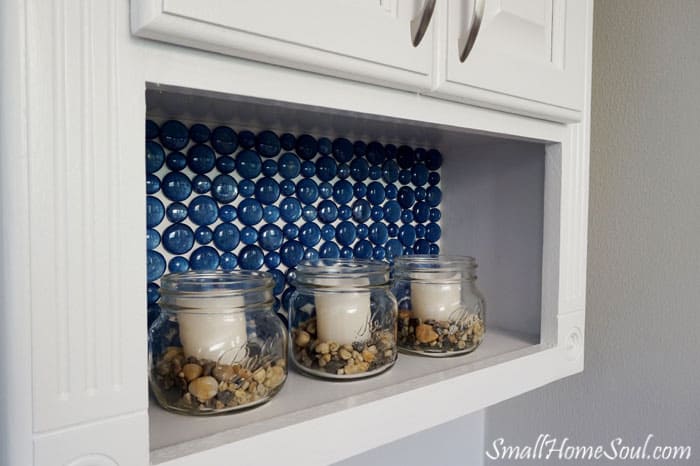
(411, 0), (437, 47)
(459, 0), (485, 62)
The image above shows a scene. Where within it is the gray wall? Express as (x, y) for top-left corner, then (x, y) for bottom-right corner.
(486, 1), (700, 464)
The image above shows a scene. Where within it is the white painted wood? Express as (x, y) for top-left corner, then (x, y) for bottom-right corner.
(131, 0), (436, 91)
(431, 0), (592, 122)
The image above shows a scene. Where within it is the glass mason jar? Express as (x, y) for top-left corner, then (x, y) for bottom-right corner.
(289, 259), (398, 380)
(149, 270), (288, 415)
(392, 255), (485, 357)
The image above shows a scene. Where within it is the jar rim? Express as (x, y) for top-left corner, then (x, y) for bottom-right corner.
(292, 258), (390, 288)
(160, 270), (274, 298)
(393, 254), (477, 276)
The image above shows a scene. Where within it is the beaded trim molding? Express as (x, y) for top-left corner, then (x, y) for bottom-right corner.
(146, 119), (443, 321)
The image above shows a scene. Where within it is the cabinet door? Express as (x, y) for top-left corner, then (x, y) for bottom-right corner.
(433, 0), (590, 121)
(132, 0), (436, 90)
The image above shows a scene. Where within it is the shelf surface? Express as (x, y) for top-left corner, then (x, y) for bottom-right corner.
(149, 327), (540, 465)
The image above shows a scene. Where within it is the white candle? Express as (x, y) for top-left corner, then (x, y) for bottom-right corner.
(411, 273), (462, 321)
(314, 278), (371, 345)
(176, 296), (248, 364)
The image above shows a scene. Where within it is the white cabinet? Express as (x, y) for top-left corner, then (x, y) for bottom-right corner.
(431, 0), (591, 121)
(131, 0), (436, 90)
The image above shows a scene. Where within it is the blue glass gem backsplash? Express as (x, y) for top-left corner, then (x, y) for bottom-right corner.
(146, 119), (443, 321)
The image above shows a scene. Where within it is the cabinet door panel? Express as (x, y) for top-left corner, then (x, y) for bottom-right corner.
(133, 0), (435, 90)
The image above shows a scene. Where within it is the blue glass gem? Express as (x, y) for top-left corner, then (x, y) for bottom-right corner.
(430, 244), (440, 255)
(241, 226), (258, 245)
(316, 156), (337, 182)
(367, 182), (386, 205)
(146, 174), (160, 194)
(296, 161), (313, 178)
(332, 138), (354, 163)
(262, 159), (278, 177)
(413, 201), (430, 223)
(382, 160), (400, 183)
(399, 170), (412, 185)
(238, 130), (255, 149)
(356, 224), (369, 239)
(369, 165), (382, 180)
(256, 130), (281, 157)
(353, 140), (366, 157)
(146, 141), (165, 174)
(384, 200), (401, 223)
(210, 126), (238, 155)
(318, 137), (332, 155)
(280, 179), (296, 196)
(385, 144), (397, 159)
(283, 223), (299, 239)
(270, 269), (286, 295)
(259, 224), (284, 251)
(329, 180), (351, 204)
(146, 196), (165, 228)
(146, 120), (159, 140)
(415, 187), (427, 201)
(189, 123), (210, 143)
(280, 240), (304, 267)
(296, 178), (319, 204)
(399, 224), (417, 246)
(304, 248), (320, 261)
(239, 179), (255, 197)
(318, 200), (338, 224)
(354, 240), (373, 259)
(295, 134), (318, 160)
(166, 151), (187, 171)
(319, 182), (333, 199)
(350, 158), (369, 182)
(220, 253), (238, 271)
(401, 210), (414, 224)
(425, 149), (443, 170)
(428, 172), (441, 186)
(373, 246), (387, 261)
(280, 133), (296, 151)
(387, 223), (399, 237)
(214, 223), (240, 251)
(397, 187), (415, 208)
(162, 172), (192, 201)
(280, 198), (302, 222)
(265, 252), (281, 268)
(236, 150), (262, 179)
(337, 163), (350, 179)
(190, 246), (220, 271)
(282, 287), (296, 313)
(340, 247), (353, 259)
(415, 148), (427, 162)
(354, 182), (367, 198)
(403, 247), (414, 256)
(187, 144), (216, 174)
(352, 199), (371, 222)
(300, 222), (321, 247)
(162, 223), (194, 254)
(192, 174), (211, 194)
(219, 204), (237, 222)
(263, 205), (280, 223)
(238, 198), (264, 225)
(195, 226), (213, 245)
(169, 256), (189, 273)
(188, 196), (218, 226)
(426, 223), (442, 242)
(216, 155), (235, 174)
(429, 208), (441, 222)
(366, 142), (385, 165)
(239, 245), (264, 270)
(412, 164), (429, 186)
(426, 186), (442, 207)
(335, 221), (356, 246)
(320, 242), (340, 259)
(166, 202), (188, 222)
(277, 153), (301, 180)
(321, 224), (335, 241)
(371, 205), (384, 221)
(159, 120), (189, 151)
(147, 228), (160, 250)
(414, 238), (431, 254)
(368, 222), (388, 245)
(255, 177), (281, 205)
(397, 145), (416, 169)
(211, 174), (238, 203)
(147, 250), (166, 281)
(416, 224), (426, 238)
(338, 205), (352, 221)
(302, 205), (317, 222)
(385, 239), (403, 259)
